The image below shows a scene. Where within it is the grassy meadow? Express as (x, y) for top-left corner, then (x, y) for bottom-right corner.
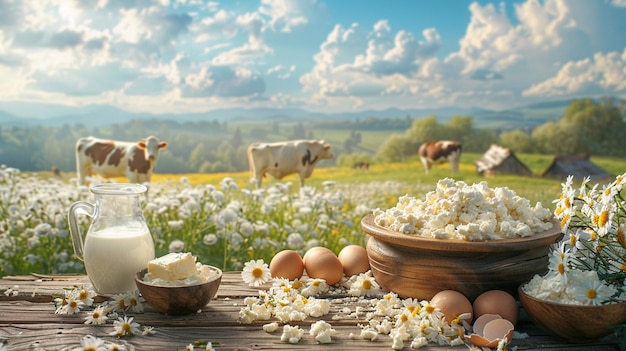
(2, 153), (625, 278)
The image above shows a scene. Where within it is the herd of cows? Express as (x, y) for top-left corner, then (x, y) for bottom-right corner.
(74, 136), (462, 186)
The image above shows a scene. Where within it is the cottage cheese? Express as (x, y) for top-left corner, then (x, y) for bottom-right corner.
(373, 178), (553, 240)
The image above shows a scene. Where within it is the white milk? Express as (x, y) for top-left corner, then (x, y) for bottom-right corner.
(83, 228), (155, 294)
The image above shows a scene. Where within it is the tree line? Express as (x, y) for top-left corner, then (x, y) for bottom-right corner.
(0, 97), (624, 174)
(339, 97), (625, 167)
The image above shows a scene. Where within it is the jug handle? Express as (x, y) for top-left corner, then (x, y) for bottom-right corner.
(67, 201), (96, 261)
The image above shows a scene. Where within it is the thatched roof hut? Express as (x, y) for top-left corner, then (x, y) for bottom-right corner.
(541, 153), (611, 181)
(475, 144), (533, 177)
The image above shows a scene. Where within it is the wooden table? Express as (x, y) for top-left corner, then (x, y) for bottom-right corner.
(0, 273), (621, 350)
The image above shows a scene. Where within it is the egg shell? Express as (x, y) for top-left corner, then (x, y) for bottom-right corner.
(338, 245), (370, 276)
(430, 289), (473, 324)
(303, 247), (343, 285)
(467, 314), (514, 348)
(473, 290), (519, 325)
(269, 250), (304, 280)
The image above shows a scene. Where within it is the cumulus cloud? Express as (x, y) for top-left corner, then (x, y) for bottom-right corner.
(267, 64), (295, 79)
(182, 65), (265, 97)
(523, 48), (626, 96)
(259, 0), (312, 32)
(300, 20), (441, 101)
(1, 0), (625, 113)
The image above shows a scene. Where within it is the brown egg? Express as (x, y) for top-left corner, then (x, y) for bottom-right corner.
(473, 290), (519, 325)
(303, 247), (343, 285)
(338, 245), (370, 276)
(430, 289), (473, 324)
(269, 250), (304, 280)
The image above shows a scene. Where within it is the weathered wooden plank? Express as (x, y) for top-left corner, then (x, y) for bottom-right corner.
(1, 273), (623, 351)
(0, 324), (620, 351)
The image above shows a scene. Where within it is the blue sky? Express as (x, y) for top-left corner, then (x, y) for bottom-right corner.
(0, 0), (625, 116)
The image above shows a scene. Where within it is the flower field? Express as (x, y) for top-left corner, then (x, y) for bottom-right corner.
(0, 165), (434, 277)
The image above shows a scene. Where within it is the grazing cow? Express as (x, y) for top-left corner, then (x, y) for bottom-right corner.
(354, 162), (370, 171)
(247, 139), (333, 186)
(418, 140), (462, 174)
(75, 136), (168, 185)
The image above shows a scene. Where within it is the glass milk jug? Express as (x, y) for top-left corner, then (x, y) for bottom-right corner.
(68, 184), (155, 294)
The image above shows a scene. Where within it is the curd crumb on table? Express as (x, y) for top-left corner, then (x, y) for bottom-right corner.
(373, 178), (553, 240)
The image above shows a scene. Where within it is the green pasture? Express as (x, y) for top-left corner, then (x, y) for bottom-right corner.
(149, 152), (626, 211)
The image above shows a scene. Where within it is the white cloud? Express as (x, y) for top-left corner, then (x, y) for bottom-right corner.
(266, 64), (295, 79)
(523, 48), (626, 96)
(192, 9), (238, 42)
(301, 20), (441, 101)
(612, 0), (626, 7)
(113, 8), (153, 44)
(259, 0), (311, 32)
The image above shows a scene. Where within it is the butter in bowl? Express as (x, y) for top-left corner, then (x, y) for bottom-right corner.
(135, 252), (222, 315)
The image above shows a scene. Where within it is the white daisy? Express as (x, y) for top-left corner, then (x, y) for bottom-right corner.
(241, 259), (271, 287)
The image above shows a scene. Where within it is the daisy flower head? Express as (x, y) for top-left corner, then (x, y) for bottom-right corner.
(74, 287), (97, 307)
(110, 316), (141, 338)
(111, 293), (128, 312)
(125, 290), (145, 313)
(142, 326), (155, 336)
(569, 270), (618, 306)
(348, 271), (381, 297)
(106, 343), (127, 351)
(84, 305), (108, 325)
(71, 335), (106, 351)
(241, 259), (271, 287)
(58, 292), (84, 315)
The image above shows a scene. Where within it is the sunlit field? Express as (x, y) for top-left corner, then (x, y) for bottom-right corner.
(2, 154), (624, 278)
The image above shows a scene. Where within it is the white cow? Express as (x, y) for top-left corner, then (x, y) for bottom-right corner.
(247, 140), (333, 186)
(75, 136), (168, 185)
(418, 140), (462, 174)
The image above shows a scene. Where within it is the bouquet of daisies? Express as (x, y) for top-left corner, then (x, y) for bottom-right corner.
(523, 172), (626, 305)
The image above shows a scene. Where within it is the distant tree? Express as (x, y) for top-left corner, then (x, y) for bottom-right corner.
(376, 134), (414, 163)
(531, 121), (579, 155)
(189, 143), (211, 171)
(447, 115), (473, 142)
(561, 97), (625, 156)
(231, 127), (244, 148)
(499, 130), (534, 153)
(290, 122), (306, 139)
(406, 115), (442, 143)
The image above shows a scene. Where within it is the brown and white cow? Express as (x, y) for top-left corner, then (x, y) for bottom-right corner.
(75, 136), (168, 185)
(247, 139), (333, 186)
(418, 140), (462, 174)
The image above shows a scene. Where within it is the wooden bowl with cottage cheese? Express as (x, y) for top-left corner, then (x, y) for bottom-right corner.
(362, 214), (562, 301)
(135, 253), (222, 315)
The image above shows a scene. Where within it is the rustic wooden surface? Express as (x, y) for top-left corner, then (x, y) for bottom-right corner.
(0, 272), (622, 351)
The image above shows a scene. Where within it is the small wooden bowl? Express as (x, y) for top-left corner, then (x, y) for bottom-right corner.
(361, 214), (562, 300)
(135, 266), (222, 315)
(518, 285), (626, 342)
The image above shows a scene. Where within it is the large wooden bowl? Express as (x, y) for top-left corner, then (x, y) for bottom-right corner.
(135, 266), (222, 315)
(519, 285), (626, 342)
(361, 214), (562, 300)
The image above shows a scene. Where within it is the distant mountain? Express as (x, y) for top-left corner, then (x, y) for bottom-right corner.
(0, 100), (573, 130)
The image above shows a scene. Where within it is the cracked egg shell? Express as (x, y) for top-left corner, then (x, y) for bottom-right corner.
(467, 313), (514, 348)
